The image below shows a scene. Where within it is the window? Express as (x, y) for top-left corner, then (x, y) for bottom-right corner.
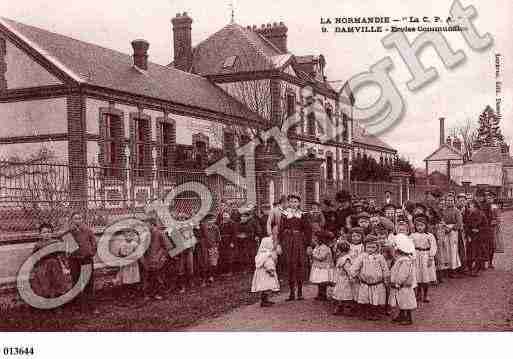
(103, 113), (122, 177)
(342, 114), (348, 141)
(286, 93), (296, 136)
(286, 93), (296, 118)
(160, 122), (174, 168)
(326, 155), (334, 181)
(343, 158), (349, 180)
(307, 113), (316, 137)
(326, 107), (333, 140)
(134, 118), (150, 176)
(223, 55), (237, 68)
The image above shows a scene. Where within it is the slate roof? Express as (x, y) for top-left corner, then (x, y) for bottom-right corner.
(424, 143), (463, 162)
(470, 146), (510, 164)
(0, 18), (264, 124)
(352, 124), (396, 152)
(187, 23), (285, 76)
(179, 23), (337, 95)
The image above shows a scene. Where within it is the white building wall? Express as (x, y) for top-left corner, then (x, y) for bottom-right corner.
(4, 39), (62, 89)
(0, 98), (67, 138)
(0, 141), (68, 161)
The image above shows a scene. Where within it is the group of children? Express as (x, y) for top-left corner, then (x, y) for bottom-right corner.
(29, 201), (274, 310)
(250, 188), (502, 326)
(29, 187), (501, 321)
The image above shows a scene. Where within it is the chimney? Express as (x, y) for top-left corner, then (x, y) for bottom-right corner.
(131, 39), (149, 70)
(439, 117), (445, 147)
(172, 12), (193, 72)
(254, 21), (288, 53)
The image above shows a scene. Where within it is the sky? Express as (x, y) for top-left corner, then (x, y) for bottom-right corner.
(2, 0), (512, 167)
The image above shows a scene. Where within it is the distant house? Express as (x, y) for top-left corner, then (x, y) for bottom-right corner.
(424, 117), (464, 184)
(414, 169), (459, 188)
(452, 145), (513, 197)
(352, 124), (397, 166)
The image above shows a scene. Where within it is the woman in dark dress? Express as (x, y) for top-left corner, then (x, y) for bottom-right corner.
(279, 193), (312, 301)
(463, 200), (487, 276)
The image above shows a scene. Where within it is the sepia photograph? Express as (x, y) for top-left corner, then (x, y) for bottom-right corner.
(0, 0), (511, 357)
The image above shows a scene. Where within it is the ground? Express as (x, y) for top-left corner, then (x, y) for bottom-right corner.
(0, 212), (512, 331)
(190, 211), (513, 331)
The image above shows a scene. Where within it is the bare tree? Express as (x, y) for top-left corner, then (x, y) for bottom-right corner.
(220, 79), (272, 142)
(449, 118), (478, 162)
(0, 146), (69, 226)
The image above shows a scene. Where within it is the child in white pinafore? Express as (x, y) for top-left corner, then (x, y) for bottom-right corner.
(350, 235), (390, 320)
(411, 215), (437, 303)
(113, 229), (141, 299)
(349, 227), (365, 259)
(332, 241), (354, 316)
(389, 234), (417, 325)
(309, 230), (334, 301)
(251, 236), (280, 307)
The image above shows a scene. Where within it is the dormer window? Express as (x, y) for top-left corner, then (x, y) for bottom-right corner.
(223, 55), (238, 68)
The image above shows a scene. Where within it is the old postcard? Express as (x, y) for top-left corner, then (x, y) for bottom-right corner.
(0, 0), (511, 357)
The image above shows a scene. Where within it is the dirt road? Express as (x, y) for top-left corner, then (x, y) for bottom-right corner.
(190, 213), (513, 331)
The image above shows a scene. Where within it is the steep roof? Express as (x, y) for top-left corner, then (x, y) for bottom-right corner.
(424, 143), (463, 162)
(187, 23), (285, 76)
(183, 23), (337, 95)
(0, 18), (264, 124)
(352, 124), (396, 152)
(470, 146), (510, 164)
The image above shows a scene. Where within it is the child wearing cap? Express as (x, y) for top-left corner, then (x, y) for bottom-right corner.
(350, 235), (390, 320)
(309, 230), (334, 301)
(389, 234), (417, 325)
(356, 212), (371, 235)
(411, 215), (437, 303)
(309, 202), (326, 233)
(382, 203), (396, 230)
(332, 241), (354, 316)
(251, 236), (280, 307)
(347, 227), (365, 311)
(395, 214), (410, 235)
(349, 227), (365, 259)
(198, 214), (221, 285)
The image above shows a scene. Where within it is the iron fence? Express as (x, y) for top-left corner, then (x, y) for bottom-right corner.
(0, 160), (251, 234)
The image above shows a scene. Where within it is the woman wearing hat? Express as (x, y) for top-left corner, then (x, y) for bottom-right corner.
(441, 194), (462, 278)
(279, 193), (312, 301)
(335, 190), (353, 233)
